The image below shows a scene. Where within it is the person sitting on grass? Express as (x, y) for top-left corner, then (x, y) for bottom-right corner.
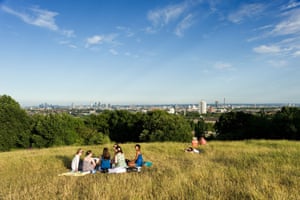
(108, 145), (127, 173)
(98, 147), (111, 173)
(127, 144), (144, 167)
(83, 150), (97, 173)
(71, 148), (83, 172)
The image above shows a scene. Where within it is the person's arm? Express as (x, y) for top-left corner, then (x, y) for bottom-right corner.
(74, 156), (79, 171)
(133, 151), (140, 162)
(91, 158), (96, 167)
(115, 154), (118, 164)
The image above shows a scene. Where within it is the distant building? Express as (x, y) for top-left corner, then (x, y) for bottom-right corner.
(167, 107), (175, 114)
(199, 100), (207, 114)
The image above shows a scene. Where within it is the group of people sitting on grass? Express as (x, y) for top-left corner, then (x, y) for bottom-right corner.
(184, 136), (207, 153)
(71, 144), (143, 174)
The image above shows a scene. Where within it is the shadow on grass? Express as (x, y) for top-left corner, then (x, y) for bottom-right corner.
(56, 155), (83, 170)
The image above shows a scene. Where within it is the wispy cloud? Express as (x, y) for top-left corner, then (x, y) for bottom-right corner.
(271, 8), (300, 36)
(252, 6), (300, 57)
(293, 50), (300, 56)
(85, 34), (119, 48)
(214, 62), (234, 70)
(267, 60), (288, 68)
(175, 14), (194, 37)
(281, 0), (300, 10)
(116, 26), (134, 37)
(228, 3), (266, 24)
(146, 1), (198, 37)
(59, 40), (77, 49)
(109, 49), (118, 55)
(1, 5), (74, 37)
(147, 2), (188, 27)
(253, 45), (281, 54)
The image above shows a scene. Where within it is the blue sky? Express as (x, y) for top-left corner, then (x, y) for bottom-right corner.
(1, 0), (300, 106)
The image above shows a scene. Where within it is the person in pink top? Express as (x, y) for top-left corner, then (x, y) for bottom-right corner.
(192, 137), (199, 148)
(199, 137), (207, 145)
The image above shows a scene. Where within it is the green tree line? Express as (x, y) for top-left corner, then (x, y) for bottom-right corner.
(1, 95), (299, 151)
(215, 107), (300, 140)
(0, 95), (192, 151)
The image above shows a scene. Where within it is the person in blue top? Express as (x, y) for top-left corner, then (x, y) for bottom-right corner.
(98, 147), (111, 173)
(128, 144), (143, 167)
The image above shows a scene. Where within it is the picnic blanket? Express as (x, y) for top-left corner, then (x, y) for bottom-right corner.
(58, 171), (90, 176)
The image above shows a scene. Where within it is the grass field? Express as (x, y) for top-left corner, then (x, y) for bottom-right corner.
(0, 140), (299, 200)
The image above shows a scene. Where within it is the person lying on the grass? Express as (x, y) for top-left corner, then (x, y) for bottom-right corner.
(71, 148), (83, 172)
(98, 147), (111, 172)
(184, 147), (200, 154)
(127, 144), (144, 167)
(83, 150), (97, 173)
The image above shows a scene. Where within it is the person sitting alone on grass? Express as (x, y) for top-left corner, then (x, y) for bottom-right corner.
(71, 148), (83, 172)
(83, 150), (97, 173)
(98, 147), (111, 173)
(128, 144), (144, 167)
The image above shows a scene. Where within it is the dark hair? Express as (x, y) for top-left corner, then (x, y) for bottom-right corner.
(116, 145), (123, 153)
(76, 148), (83, 154)
(102, 147), (110, 159)
(113, 143), (118, 150)
(86, 150), (92, 156)
(135, 144), (141, 149)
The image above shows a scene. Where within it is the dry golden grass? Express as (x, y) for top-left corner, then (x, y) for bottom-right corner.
(0, 140), (299, 200)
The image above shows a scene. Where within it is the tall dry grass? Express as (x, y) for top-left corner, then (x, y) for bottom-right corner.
(0, 140), (299, 200)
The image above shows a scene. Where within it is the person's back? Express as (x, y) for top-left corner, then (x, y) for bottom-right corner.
(101, 157), (111, 170)
(82, 150), (96, 173)
(99, 147), (111, 171)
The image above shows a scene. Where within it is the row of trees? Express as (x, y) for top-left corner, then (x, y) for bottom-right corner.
(0, 95), (192, 151)
(215, 107), (300, 140)
(1, 94), (299, 151)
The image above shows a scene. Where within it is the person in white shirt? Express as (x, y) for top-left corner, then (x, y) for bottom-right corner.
(71, 148), (83, 172)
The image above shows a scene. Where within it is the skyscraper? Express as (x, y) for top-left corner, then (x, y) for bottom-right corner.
(199, 100), (207, 114)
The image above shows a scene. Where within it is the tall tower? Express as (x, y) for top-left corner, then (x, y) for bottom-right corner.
(199, 100), (207, 114)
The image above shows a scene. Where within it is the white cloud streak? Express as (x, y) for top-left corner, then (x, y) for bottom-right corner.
(85, 34), (119, 48)
(214, 62), (233, 70)
(271, 8), (300, 36)
(175, 14), (194, 37)
(293, 50), (300, 56)
(228, 3), (266, 24)
(1, 6), (74, 37)
(281, 0), (300, 10)
(267, 60), (288, 68)
(146, 1), (198, 37)
(109, 49), (118, 55)
(147, 2), (188, 27)
(253, 45), (281, 54)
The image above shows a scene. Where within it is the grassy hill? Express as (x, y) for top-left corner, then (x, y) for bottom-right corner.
(0, 140), (299, 200)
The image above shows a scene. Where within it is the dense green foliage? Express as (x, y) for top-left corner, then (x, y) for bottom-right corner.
(0, 95), (31, 151)
(0, 95), (193, 151)
(1, 95), (300, 151)
(215, 107), (300, 140)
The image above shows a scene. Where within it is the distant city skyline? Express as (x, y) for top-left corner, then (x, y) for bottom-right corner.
(1, 0), (300, 106)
